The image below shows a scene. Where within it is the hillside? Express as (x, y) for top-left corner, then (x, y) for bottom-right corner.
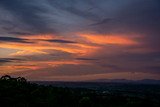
(0, 75), (160, 107)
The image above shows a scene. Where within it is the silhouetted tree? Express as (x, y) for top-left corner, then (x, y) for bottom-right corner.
(0, 75), (27, 83)
(17, 77), (27, 83)
(0, 75), (11, 80)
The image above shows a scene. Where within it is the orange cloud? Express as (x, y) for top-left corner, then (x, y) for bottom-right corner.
(21, 34), (55, 40)
(0, 33), (139, 75)
(0, 65), (41, 74)
(0, 34), (99, 56)
(79, 33), (138, 45)
(0, 59), (86, 75)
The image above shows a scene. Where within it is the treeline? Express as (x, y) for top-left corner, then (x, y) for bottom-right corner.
(0, 75), (159, 107)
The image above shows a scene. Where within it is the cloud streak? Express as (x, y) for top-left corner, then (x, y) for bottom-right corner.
(46, 39), (77, 44)
(0, 37), (32, 43)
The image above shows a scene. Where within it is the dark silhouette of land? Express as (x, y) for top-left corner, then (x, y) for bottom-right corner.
(0, 75), (160, 107)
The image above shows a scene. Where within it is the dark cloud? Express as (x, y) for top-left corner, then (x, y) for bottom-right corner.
(0, 20), (16, 31)
(114, 51), (160, 62)
(8, 32), (33, 35)
(0, 37), (32, 43)
(0, 0), (56, 35)
(46, 39), (77, 44)
(0, 58), (21, 65)
(47, 0), (101, 20)
(18, 50), (73, 61)
(95, 51), (160, 74)
(25, 64), (110, 76)
(0, 0), (129, 35)
(0, 0), (159, 36)
(146, 66), (160, 73)
(76, 58), (98, 61)
(0, 59), (12, 63)
(89, 18), (113, 26)
(116, 0), (160, 50)
(98, 63), (121, 70)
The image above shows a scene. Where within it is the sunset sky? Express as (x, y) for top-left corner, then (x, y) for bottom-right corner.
(0, 0), (160, 81)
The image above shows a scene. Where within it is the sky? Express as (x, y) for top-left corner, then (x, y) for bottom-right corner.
(0, 0), (160, 81)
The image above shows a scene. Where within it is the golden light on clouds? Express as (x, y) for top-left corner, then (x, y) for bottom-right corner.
(21, 34), (55, 40)
(0, 32), (159, 80)
(0, 59), (85, 75)
(0, 65), (41, 74)
(0, 34), (98, 56)
(0, 33), (140, 75)
(79, 33), (138, 45)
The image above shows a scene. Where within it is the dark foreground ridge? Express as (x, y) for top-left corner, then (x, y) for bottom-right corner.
(0, 75), (160, 107)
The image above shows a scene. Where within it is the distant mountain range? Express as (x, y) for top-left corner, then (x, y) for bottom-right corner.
(88, 79), (160, 84)
(31, 79), (160, 86)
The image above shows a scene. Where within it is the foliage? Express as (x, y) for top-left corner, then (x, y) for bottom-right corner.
(0, 75), (159, 107)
